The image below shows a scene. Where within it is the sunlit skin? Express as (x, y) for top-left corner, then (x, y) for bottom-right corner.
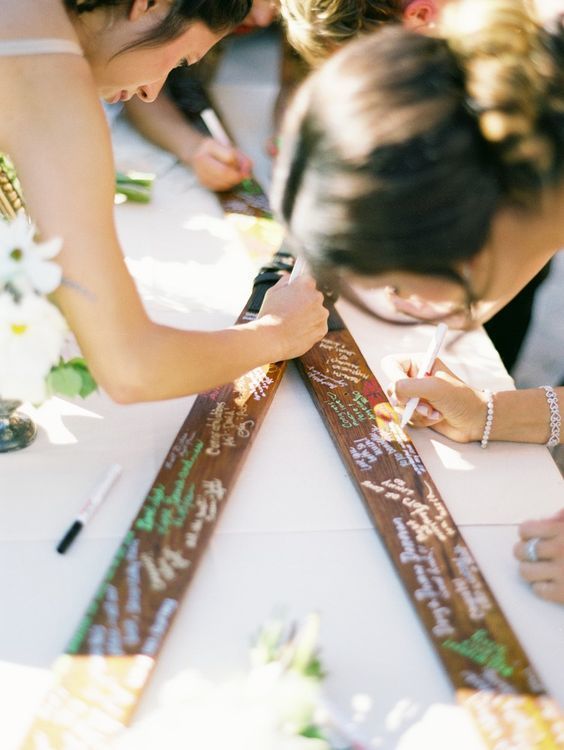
(347, 269), (474, 328)
(122, 0), (280, 190)
(73, 7), (224, 103)
(236, 0), (279, 33)
(402, 0), (450, 30)
(513, 510), (564, 605)
(367, 186), (564, 604)
(345, 187), (558, 331)
(0, 0), (329, 405)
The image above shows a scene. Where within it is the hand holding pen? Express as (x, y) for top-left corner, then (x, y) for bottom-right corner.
(387, 326), (495, 444)
(399, 323), (448, 429)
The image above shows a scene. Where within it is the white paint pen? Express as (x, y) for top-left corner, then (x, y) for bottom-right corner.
(400, 322), (448, 429)
(200, 109), (232, 147)
(200, 107), (253, 181)
(56, 463), (122, 554)
(289, 256), (307, 284)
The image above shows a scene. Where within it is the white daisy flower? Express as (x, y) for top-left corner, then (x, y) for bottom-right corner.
(0, 213), (62, 294)
(0, 292), (67, 403)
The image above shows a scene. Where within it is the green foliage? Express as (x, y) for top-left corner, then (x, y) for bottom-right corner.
(47, 358), (97, 399)
(303, 657), (326, 681)
(300, 725), (327, 740)
(240, 178), (262, 195)
(115, 171), (155, 204)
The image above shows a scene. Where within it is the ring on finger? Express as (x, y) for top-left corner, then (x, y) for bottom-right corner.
(524, 537), (541, 563)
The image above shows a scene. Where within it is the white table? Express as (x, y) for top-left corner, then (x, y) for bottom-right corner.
(1, 30), (563, 750)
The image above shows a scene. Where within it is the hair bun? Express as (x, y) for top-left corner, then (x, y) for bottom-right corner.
(444, 0), (555, 201)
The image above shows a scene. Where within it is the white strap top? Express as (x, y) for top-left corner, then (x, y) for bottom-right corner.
(0, 38), (83, 57)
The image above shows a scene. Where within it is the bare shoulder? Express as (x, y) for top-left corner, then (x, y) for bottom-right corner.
(0, 30), (116, 253)
(0, 0), (77, 40)
(0, 46), (101, 156)
(0, 0), (89, 138)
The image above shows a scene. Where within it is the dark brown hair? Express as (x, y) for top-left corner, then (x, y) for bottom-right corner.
(272, 0), (564, 290)
(64, 0), (252, 47)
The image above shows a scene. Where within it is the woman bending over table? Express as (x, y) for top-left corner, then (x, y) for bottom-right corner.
(0, 0), (328, 403)
(278, 0), (556, 373)
(272, 0), (564, 601)
(123, 0), (280, 191)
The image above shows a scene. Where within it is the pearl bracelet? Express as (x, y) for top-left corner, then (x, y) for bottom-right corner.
(539, 385), (561, 448)
(480, 389), (494, 449)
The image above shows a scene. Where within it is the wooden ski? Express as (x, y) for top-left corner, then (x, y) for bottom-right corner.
(296, 306), (564, 749)
(20, 247), (296, 750)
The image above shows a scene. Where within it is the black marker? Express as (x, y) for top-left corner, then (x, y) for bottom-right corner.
(56, 464), (122, 554)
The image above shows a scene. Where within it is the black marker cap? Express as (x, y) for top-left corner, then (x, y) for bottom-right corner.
(56, 520), (84, 555)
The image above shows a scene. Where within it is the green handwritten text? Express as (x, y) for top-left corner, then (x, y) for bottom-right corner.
(442, 629), (514, 678)
(136, 441), (203, 535)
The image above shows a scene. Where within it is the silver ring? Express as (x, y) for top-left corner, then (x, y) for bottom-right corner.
(524, 537), (541, 563)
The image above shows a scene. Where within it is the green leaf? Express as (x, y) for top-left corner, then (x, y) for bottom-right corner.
(115, 170), (155, 188)
(66, 359), (97, 398)
(115, 170), (155, 203)
(47, 365), (83, 397)
(115, 184), (152, 203)
(47, 359), (97, 399)
(65, 357), (88, 372)
(303, 657), (326, 680)
(76, 367), (97, 399)
(300, 726), (327, 740)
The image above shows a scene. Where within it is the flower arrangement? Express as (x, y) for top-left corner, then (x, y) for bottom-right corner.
(113, 614), (371, 750)
(0, 212), (95, 404)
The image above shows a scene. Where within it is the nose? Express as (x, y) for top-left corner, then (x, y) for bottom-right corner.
(137, 80), (164, 103)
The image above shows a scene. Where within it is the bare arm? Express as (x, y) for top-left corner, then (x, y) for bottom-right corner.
(0, 54), (327, 403)
(124, 93), (252, 191)
(387, 356), (563, 445)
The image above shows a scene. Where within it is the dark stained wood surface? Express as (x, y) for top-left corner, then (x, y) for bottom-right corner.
(297, 307), (564, 747)
(21, 254), (293, 748)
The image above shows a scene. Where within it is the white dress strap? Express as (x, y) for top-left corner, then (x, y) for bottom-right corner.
(0, 38), (83, 57)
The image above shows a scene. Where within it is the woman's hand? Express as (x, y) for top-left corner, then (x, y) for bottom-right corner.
(514, 509), (564, 604)
(189, 137), (252, 191)
(257, 275), (328, 360)
(383, 355), (489, 442)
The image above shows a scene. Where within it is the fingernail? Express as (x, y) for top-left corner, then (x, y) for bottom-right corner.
(416, 404), (431, 417)
(429, 409), (442, 421)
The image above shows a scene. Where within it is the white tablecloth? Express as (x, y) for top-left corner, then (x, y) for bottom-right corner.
(1, 30), (563, 750)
